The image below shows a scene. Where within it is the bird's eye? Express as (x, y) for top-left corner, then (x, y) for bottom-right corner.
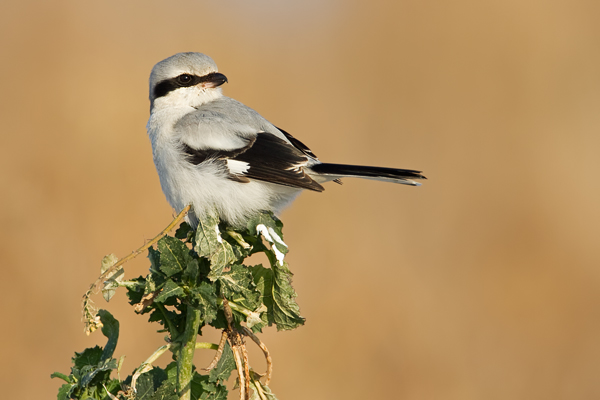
(177, 74), (193, 84)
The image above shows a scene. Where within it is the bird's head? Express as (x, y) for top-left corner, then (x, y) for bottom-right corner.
(149, 52), (228, 111)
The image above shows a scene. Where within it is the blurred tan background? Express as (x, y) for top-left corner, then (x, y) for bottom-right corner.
(2, 0), (600, 399)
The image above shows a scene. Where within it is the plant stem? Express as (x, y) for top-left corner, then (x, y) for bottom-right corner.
(196, 342), (219, 350)
(131, 344), (172, 391)
(177, 305), (202, 400)
(83, 205), (191, 328)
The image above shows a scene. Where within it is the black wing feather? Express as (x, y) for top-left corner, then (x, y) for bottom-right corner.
(182, 132), (324, 192)
(276, 126), (319, 159)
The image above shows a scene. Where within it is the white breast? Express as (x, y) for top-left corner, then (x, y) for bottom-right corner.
(147, 108), (303, 227)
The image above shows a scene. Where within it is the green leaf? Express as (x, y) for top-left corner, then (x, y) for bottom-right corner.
(135, 367), (169, 400)
(73, 346), (103, 369)
(194, 213), (221, 258)
(55, 382), (74, 400)
(80, 357), (118, 387)
(104, 379), (122, 398)
(190, 373), (228, 400)
(218, 265), (260, 310)
(183, 259), (200, 286)
(249, 374), (278, 400)
(251, 265), (275, 327)
(154, 279), (185, 303)
(208, 342), (236, 383)
(190, 282), (218, 324)
(271, 262), (305, 331)
(195, 214), (236, 280)
(50, 372), (70, 383)
(158, 236), (192, 277)
(144, 274), (158, 297)
(98, 310), (119, 361)
(175, 221), (194, 241)
(147, 379), (177, 400)
(148, 247), (162, 274)
(164, 361), (178, 382)
(125, 276), (147, 305)
(207, 247), (236, 281)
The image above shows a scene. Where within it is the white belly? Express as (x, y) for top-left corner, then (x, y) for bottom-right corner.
(148, 110), (302, 227)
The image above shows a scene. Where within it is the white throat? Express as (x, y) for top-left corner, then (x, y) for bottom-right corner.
(151, 87), (223, 112)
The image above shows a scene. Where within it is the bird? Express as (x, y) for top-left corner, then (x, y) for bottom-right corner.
(147, 52), (426, 228)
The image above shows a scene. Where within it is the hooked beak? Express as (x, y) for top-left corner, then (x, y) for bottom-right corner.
(201, 72), (228, 88)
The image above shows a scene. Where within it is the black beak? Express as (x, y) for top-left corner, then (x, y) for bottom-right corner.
(202, 72), (228, 88)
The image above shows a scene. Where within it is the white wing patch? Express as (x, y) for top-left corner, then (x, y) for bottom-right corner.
(226, 159), (250, 175)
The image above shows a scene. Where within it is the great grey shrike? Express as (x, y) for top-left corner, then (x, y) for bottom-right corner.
(147, 52), (426, 227)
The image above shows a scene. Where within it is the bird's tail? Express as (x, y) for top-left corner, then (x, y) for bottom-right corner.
(310, 163), (426, 186)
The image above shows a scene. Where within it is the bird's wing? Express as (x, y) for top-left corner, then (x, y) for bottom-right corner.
(175, 107), (324, 192)
(275, 126), (319, 160)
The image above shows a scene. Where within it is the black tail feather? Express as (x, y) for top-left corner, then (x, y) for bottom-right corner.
(310, 163), (426, 184)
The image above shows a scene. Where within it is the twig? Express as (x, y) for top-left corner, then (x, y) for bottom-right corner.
(241, 327), (273, 385)
(103, 383), (119, 400)
(231, 345), (247, 400)
(196, 342), (219, 350)
(222, 298), (250, 400)
(222, 298), (234, 330)
(82, 205), (191, 328)
(240, 339), (251, 399)
(128, 341), (219, 394)
(131, 344), (172, 392)
(204, 331), (228, 371)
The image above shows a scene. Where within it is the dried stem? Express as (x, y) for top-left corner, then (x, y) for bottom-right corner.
(222, 298), (250, 400)
(240, 340), (251, 398)
(204, 331), (228, 371)
(82, 205), (191, 328)
(131, 344), (172, 392)
(241, 327), (273, 385)
(231, 345), (247, 400)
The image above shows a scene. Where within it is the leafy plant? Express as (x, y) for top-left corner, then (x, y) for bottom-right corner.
(53, 209), (303, 400)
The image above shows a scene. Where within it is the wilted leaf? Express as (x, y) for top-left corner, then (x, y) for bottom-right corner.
(102, 268), (124, 302)
(249, 374), (279, 400)
(100, 254), (119, 274)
